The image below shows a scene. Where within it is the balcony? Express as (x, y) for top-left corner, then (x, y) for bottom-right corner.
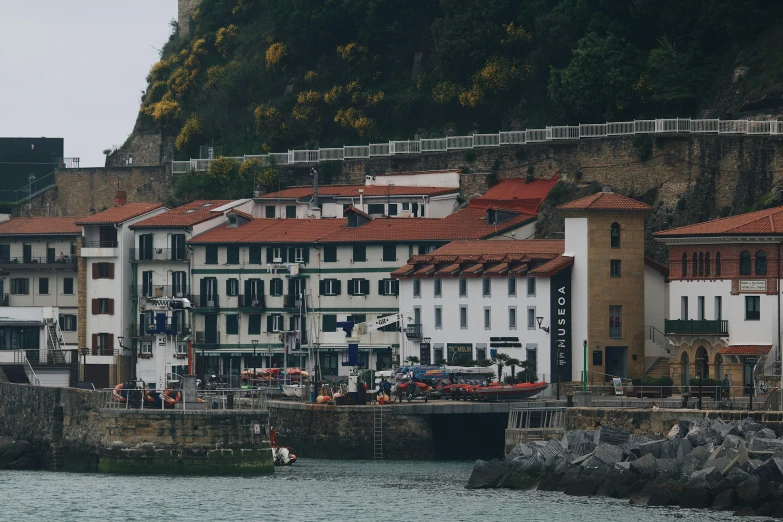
(191, 295), (220, 309)
(239, 295), (266, 311)
(23, 349), (73, 367)
(664, 319), (729, 336)
(81, 241), (118, 258)
(195, 331), (220, 345)
(283, 295), (302, 310)
(405, 323), (422, 340)
(145, 320), (192, 336)
(0, 256), (77, 271)
(130, 248), (190, 262)
(133, 285), (189, 299)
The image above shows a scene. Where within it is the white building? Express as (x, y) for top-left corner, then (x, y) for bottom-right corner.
(76, 196), (168, 388)
(187, 206), (536, 380)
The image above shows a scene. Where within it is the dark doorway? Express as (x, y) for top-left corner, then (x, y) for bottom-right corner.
(85, 364), (110, 389)
(430, 413), (508, 460)
(605, 346), (628, 379)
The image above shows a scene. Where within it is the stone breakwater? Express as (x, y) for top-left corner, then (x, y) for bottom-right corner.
(469, 416), (783, 517)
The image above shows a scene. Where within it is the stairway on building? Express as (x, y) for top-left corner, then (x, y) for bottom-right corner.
(0, 365), (30, 384)
(645, 357), (670, 379)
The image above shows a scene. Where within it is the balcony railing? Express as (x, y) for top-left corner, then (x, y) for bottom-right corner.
(22, 349), (73, 366)
(191, 295), (220, 308)
(664, 319), (729, 336)
(144, 321), (192, 336)
(133, 285), (189, 299)
(0, 256), (77, 269)
(89, 347), (117, 356)
(283, 295), (301, 309)
(84, 241), (118, 248)
(130, 248), (190, 262)
(405, 324), (422, 340)
(195, 331), (220, 345)
(238, 295), (266, 311)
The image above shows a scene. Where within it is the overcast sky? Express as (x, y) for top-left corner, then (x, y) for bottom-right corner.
(0, 2), (177, 167)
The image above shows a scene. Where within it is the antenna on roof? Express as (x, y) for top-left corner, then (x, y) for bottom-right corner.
(602, 186), (612, 193)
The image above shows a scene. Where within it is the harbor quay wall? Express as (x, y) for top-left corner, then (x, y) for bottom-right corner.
(0, 382), (273, 474)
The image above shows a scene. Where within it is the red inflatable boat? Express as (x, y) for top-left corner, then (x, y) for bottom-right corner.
(472, 381), (548, 401)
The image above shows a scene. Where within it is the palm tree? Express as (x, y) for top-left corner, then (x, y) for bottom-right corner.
(474, 358), (493, 368)
(507, 358), (521, 381)
(404, 355), (420, 365)
(492, 353), (511, 383)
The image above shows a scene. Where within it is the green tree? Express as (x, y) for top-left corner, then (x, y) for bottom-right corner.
(491, 352), (511, 383)
(506, 358), (521, 380)
(404, 355), (420, 365)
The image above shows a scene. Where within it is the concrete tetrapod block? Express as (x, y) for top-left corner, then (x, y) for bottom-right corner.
(629, 453), (657, 479)
(711, 489), (738, 510)
(751, 438), (783, 455)
(593, 443), (625, 466)
(465, 459), (512, 489)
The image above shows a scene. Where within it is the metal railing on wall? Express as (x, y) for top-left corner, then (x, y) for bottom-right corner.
(172, 117), (783, 173)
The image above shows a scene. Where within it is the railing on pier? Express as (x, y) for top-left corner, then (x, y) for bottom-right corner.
(171, 117), (783, 173)
(13, 350), (40, 386)
(506, 407), (566, 443)
(101, 388), (268, 413)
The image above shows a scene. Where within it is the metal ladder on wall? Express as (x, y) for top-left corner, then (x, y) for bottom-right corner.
(373, 403), (384, 460)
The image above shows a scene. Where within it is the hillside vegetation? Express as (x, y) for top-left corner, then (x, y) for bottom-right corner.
(138, 0), (782, 159)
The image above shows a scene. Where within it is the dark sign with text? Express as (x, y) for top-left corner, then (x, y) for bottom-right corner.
(550, 266), (572, 382)
(419, 343), (431, 365)
(447, 343), (473, 363)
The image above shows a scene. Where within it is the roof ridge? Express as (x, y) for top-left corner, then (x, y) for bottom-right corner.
(663, 205), (783, 234)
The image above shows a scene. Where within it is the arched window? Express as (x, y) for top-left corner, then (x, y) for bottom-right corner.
(610, 223), (620, 248)
(740, 251), (752, 275)
(715, 252), (721, 276)
(681, 253), (688, 277)
(756, 251), (768, 275)
(692, 253), (698, 277)
(705, 252), (711, 277)
(698, 253), (704, 277)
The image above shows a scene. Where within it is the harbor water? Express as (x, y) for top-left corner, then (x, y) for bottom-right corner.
(0, 460), (760, 521)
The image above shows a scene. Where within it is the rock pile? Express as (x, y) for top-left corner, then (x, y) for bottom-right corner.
(467, 417), (783, 517)
(0, 437), (33, 470)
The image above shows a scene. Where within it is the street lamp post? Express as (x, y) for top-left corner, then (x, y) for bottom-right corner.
(81, 347), (88, 383)
(251, 339), (259, 386)
(117, 336), (135, 382)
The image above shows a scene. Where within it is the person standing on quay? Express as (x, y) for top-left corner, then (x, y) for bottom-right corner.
(722, 374), (730, 401)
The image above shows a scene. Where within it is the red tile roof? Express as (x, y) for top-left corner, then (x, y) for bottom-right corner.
(344, 206), (372, 220)
(718, 345), (771, 355)
(655, 206), (783, 237)
(528, 255), (574, 276)
(0, 217), (83, 236)
(189, 218), (346, 244)
(469, 176), (559, 214)
(423, 239), (565, 256)
(557, 191), (652, 212)
(76, 203), (166, 225)
(259, 184), (458, 200)
(131, 200), (232, 229)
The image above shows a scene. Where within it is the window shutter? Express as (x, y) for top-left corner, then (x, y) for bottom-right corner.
(267, 315), (273, 332)
(92, 299), (98, 315)
(362, 279), (370, 295)
(378, 280), (385, 296)
(266, 248), (273, 263)
(288, 247), (295, 262)
(92, 334), (98, 351)
(108, 334), (114, 354)
(289, 316), (295, 331)
(226, 279), (232, 295)
(92, 264), (98, 279)
(335, 280), (342, 295)
(347, 279), (355, 296)
(244, 279), (251, 298)
(392, 280), (399, 296)
(303, 248), (310, 264)
(108, 299), (115, 315)
(108, 263), (115, 279)
(259, 280), (264, 296)
(319, 280), (325, 296)
(281, 248), (288, 263)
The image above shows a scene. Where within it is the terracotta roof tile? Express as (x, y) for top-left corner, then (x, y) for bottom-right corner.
(529, 255), (574, 276)
(557, 191), (652, 212)
(344, 206), (372, 220)
(0, 217), (83, 236)
(390, 264), (415, 277)
(76, 203), (166, 225)
(718, 345), (771, 355)
(420, 239), (564, 257)
(131, 200), (232, 229)
(259, 184), (458, 200)
(655, 206), (783, 237)
(435, 263), (461, 275)
(485, 262), (509, 274)
(469, 176), (559, 214)
(414, 264), (436, 275)
(189, 218), (345, 244)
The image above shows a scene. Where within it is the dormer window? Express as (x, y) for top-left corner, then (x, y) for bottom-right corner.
(610, 223), (620, 248)
(227, 212), (238, 228)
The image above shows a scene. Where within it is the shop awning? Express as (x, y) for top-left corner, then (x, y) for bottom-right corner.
(717, 345), (771, 355)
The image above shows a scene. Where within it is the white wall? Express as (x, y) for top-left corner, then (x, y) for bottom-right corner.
(644, 265), (668, 358)
(367, 171), (460, 188)
(564, 217), (588, 381)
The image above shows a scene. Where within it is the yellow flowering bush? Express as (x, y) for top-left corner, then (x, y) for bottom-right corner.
(253, 104), (285, 139)
(175, 115), (202, 150)
(336, 43), (367, 62)
(142, 93), (182, 124)
(204, 65), (225, 89)
(265, 42), (287, 70)
(215, 24), (239, 56)
(292, 91), (323, 121)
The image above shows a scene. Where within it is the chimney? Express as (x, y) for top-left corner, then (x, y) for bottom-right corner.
(359, 188), (364, 210)
(115, 190), (127, 206)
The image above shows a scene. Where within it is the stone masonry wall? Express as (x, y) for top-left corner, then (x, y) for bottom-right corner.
(178, 0), (201, 38)
(105, 131), (174, 168)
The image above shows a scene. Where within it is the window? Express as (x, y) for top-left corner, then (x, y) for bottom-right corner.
(476, 346), (486, 361)
(382, 244), (396, 262)
(322, 314), (337, 332)
(63, 277), (74, 295)
(320, 279), (341, 296)
(610, 260), (621, 278)
(171, 234), (187, 260)
(227, 246), (240, 265)
(38, 278), (49, 295)
(379, 279), (399, 296)
(434, 306), (442, 329)
(226, 315), (239, 335)
(745, 296), (760, 321)
(93, 333), (113, 356)
(294, 247), (305, 263)
(402, 202), (410, 211)
(248, 246), (262, 264)
(270, 278), (283, 296)
(692, 253), (697, 277)
(172, 271), (187, 296)
(459, 278), (467, 297)
(177, 342), (187, 356)
(418, 245), (436, 255)
(508, 277), (516, 297)
(715, 252), (721, 276)
(698, 296), (705, 320)
(609, 305), (622, 338)
(610, 223), (620, 248)
(388, 204), (398, 216)
(323, 245), (337, 263)
(205, 246), (218, 265)
(509, 307), (517, 329)
(285, 205), (296, 218)
(484, 307), (491, 329)
(681, 296), (688, 320)
(756, 251), (768, 275)
(527, 277), (536, 297)
(482, 278), (491, 297)
(138, 234), (153, 260)
(413, 279), (421, 297)
(268, 246), (283, 263)
(705, 253), (711, 277)
(352, 245), (366, 262)
(0, 244), (8, 262)
(681, 253), (688, 277)
(10, 278), (29, 295)
(348, 278), (370, 296)
(434, 278), (442, 297)
(94, 262), (114, 279)
(740, 251), (752, 275)
(93, 298), (114, 315)
(346, 314), (366, 326)
(698, 253), (704, 277)
(226, 278), (239, 296)
(59, 314), (77, 332)
(527, 307), (536, 329)
(459, 305), (468, 329)
(715, 296), (722, 320)
(140, 342), (152, 355)
(268, 314), (284, 332)
(248, 314), (261, 335)
(265, 205), (276, 218)
(367, 203), (385, 215)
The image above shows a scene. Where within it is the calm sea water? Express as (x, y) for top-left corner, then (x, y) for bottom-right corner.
(0, 460), (761, 521)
